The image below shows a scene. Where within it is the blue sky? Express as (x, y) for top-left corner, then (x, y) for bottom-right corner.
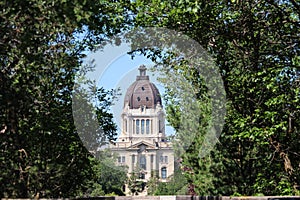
(84, 43), (175, 136)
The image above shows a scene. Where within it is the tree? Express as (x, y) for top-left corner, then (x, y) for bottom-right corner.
(0, 0), (130, 198)
(84, 150), (127, 197)
(127, 0), (300, 196)
(127, 166), (146, 196)
(146, 170), (160, 195)
(149, 169), (188, 196)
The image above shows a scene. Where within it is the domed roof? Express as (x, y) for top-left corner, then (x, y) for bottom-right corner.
(124, 65), (162, 109)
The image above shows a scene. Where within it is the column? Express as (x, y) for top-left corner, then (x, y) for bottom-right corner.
(150, 119), (153, 135)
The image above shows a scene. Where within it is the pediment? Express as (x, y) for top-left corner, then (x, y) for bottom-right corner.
(128, 140), (157, 150)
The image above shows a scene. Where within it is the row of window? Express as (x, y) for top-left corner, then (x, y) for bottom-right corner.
(124, 119), (164, 135)
(138, 86), (149, 102)
(160, 155), (168, 163)
(124, 119), (151, 134)
(118, 155), (168, 179)
(138, 167), (167, 180)
(137, 96), (150, 101)
(118, 156), (125, 163)
(135, 119), (150, 134)
(118, 155), (168, 165)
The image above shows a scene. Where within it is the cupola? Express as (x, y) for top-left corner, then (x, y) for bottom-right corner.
(124, 65), (162, 109)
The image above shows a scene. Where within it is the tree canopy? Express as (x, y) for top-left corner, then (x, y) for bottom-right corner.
(127, 0), (300, 196)
(1, 0), (299, 197)
(0, 0), (129, 198)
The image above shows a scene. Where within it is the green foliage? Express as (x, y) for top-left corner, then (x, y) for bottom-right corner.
(0, 0), (130, 198)
(96, 150), (127, 196)
(150, 169), (188, 195)
(127, 0), (300, 196)
(127, 167), (145, 196)
(2, 0), (299, 197)
(146, 170), (160, 195)
(72, 81), (119, 152)
(84, 151), (127, 197)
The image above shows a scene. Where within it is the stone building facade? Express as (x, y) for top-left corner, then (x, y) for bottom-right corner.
(110, 65), (174, 194)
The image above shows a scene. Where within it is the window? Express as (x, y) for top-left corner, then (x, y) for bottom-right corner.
(165, 156), (168, 163)
(159, 155), (168, 163)
(140, 155), (146, 170)
(118, 156), (125, 163)
(141, 119), (145, 134)
(146, 119), (150, 134)
(141, 86), (145, 91)
(151, 155), (154, 163)
(137, 97), (140, 101)
(160, 155), (164, 163)
(132, 155), (135, 163)
(133, 120), (135, 134)
(136, 120), (139, 134)
(161, 167), (167, 179)
(124, 119), (127, 132)
(158, 120), (161, 132)
(146, 97), (149, 101)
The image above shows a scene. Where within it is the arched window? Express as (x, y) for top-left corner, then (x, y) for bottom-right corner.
(141, 119), (145, 134)
(124, 119), (127, 132)
(146, 119), (150, 134)
(136, 120), (140, 134)
(161, 167), (167, 179)
(158, 120), (161, 132)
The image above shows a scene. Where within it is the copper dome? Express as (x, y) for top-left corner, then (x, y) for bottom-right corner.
(124, 65), (162, 109)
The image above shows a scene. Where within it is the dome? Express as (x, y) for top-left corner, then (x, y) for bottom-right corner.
(124, 65), (162, 109)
